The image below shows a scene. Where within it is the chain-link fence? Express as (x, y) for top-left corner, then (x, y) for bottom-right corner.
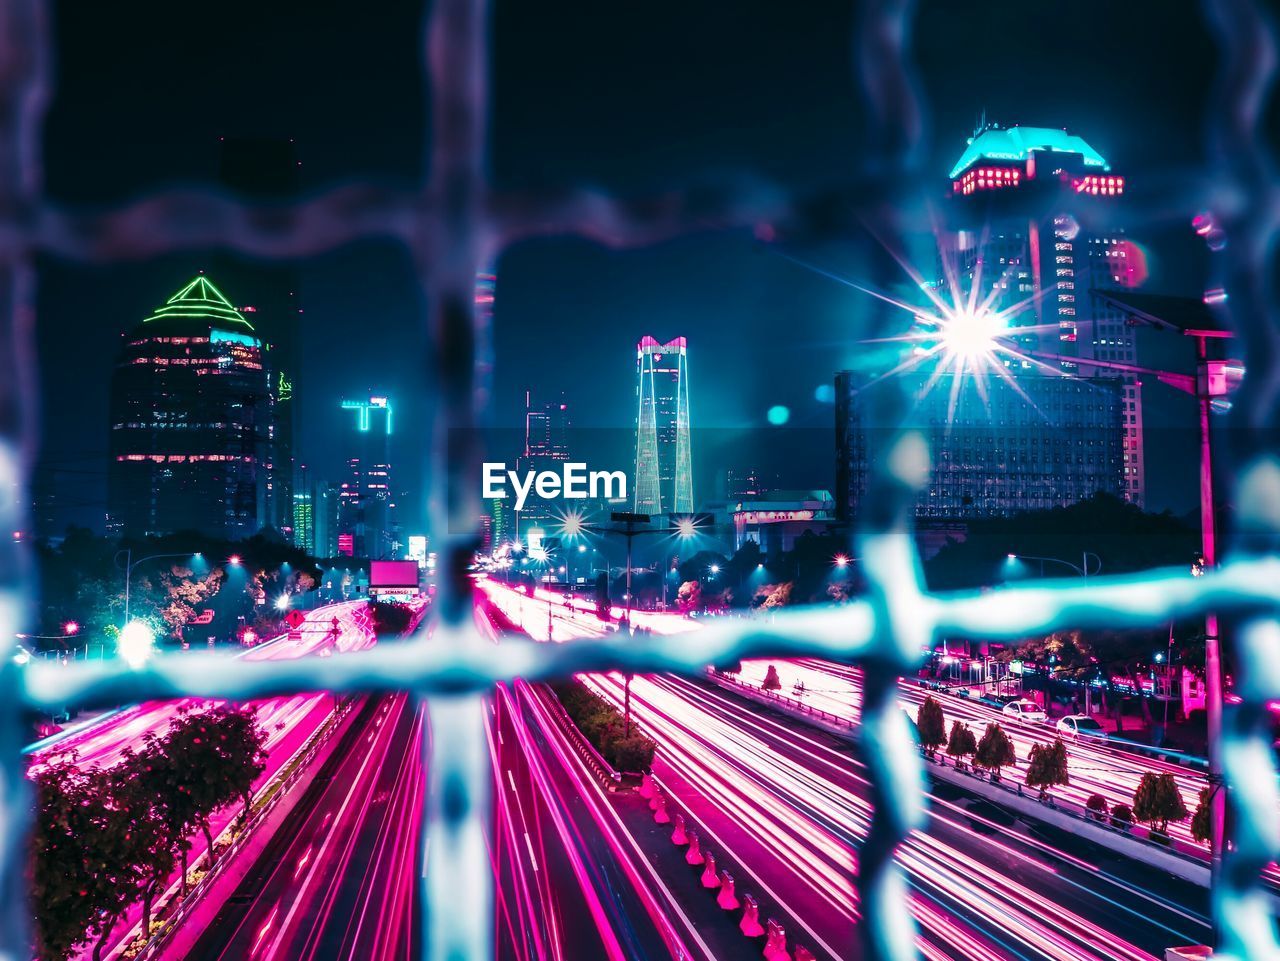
(1, 1), (1278, 959)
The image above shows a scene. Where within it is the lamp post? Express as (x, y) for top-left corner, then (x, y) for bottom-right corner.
(1006, 552), (1101, 579)
(114, 549), (201, 626)
(1007, 320), (1237, 876)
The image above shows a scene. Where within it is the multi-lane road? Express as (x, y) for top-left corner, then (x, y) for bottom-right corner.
(481, 579), (1217, 960)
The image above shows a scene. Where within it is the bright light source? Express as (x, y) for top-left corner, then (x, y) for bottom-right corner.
(228, 554), (242, 566)
(939, 307), (1007, 360)
(530, 547), (549, 563)
(194, 552), (203, 559)
(834, 554), (849, 568)
(242, 629), (257, 646)
(63, 620), (80, 635)
(13, 649), (31, 666)
(274, 594), (290, 611)
(676, 517), (698, 539)
(559, 511), (584, 538)
(117, 620), (156, 669)
(578, 544), (587, 553)
(709, 564), (720, 574)
(1007, 553), (1018, 560)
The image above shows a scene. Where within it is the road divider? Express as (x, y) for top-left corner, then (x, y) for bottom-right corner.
(671, 813), (689, 845)
(700, 852), (720, 889)
(739, 895), (765, 937)
(716, 872), (739, 910)
(763, 919), (791, 960)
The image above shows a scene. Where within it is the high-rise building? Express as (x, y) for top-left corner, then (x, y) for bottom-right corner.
(216, 137), (304, 540)
(313, 480), (340, 559)
(835, 368), (1125, 521)
(513, 389), (570, 538)
(634, 336), (693, 516)
(107, 275), (272, 539)
(338, 395), (395, 558)
(944, 122), (1145, 505)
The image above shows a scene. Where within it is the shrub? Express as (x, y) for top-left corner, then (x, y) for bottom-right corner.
(1025, 737), (1070, 797)
(550, 679), (657, 776)
(1132, 772), (1189, 837)
(1110, 803), (1134, 829)
(975, 722), (1016, 780)
(609, 735), (657, 774)
(1085, 793), (1109, 820)
(945, 721), (977, 768)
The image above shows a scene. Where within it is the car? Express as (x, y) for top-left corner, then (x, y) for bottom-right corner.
(1002, 700), (1048, 723)
(1056, 715), (1108, 740)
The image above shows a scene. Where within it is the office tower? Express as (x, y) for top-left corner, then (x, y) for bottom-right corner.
(634, 336), (693, 516)
(513, 388), (570, 537)
(107, 275), (272, 538)
(216, 136), (304, 538)
(338, 395), (394, 558)
(313, 481), (340, 559)
(944, 122), (1144, 505)
(836, 368), (1125, 521)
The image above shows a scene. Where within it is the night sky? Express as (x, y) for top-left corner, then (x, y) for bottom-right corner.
(36, 0), (1270, 532)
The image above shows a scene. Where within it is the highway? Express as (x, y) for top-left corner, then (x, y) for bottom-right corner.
(481, 579), (1215, 960)
(185, 693), (424, 961)
(28, 600), (377, 961)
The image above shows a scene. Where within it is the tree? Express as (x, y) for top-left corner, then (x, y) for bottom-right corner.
(129, 732), (201, 897)
(676, 579), (702, 614)
(974, 722), (1017, 781)
(916, 696), (947, 758)
(111, 753), (178, 940)
(1190, 787), (1213, 846)
(762, 664), (782, 691)
(30, 755), (151, 961)
(945, 721), (977, 769)
(1025, 737), (1070, 798)
(1132, 772), (1189, 838)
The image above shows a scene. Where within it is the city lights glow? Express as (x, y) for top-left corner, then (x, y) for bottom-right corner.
(228, 554), (242, 566)
(274, 594), (291, 611)
(62, 620), (80, 635)
(116, 620), (156, 669)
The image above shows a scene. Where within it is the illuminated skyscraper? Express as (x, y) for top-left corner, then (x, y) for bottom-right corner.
(634, 336), (693, 516)
(107, 275), (272, 538)
(944, 122), (1145, 505)
(338, 395), (394, 558)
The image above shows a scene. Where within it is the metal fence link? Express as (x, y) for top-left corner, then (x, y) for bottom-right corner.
(0, 0), (1278, 959)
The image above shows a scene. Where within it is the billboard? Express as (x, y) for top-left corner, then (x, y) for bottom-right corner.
(370, 560), (421, 590)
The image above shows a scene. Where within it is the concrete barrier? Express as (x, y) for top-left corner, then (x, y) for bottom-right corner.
(671, 813), (688, 845)
(639, 772), (656, 799)
(739, 895), (765, 938)
(648, 788), (663, 811)
(685, 829), (705, 866)
(794, 947), (817, 961)
(763, 919), (791, 960)
(717, 871), (739, 910)
(701, 852), (720, 889)
(653, 794), (670, 825)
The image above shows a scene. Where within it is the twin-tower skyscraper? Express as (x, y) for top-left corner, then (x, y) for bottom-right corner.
(633, 335), (693, 517)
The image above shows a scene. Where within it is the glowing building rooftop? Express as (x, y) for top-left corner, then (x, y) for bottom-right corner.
(143, 274), (254, 331)
(949, 125), (1110, 179)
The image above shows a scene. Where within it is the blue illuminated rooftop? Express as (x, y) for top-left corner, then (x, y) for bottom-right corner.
(949, 125), (1110, 179)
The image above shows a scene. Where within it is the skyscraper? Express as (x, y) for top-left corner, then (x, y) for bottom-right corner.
(634, 336), (693, 516)
(944, 122), (1145, 505)
(107, 275), (272, 539)
(216, 137), (304, 540)
(836, 368), (1125, 521)
(512, 389), (570, 540)
(338, 395), (394, 558)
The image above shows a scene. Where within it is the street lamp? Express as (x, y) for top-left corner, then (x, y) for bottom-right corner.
(1005, 552), (1101, 579)
(114, 549), (201, 625)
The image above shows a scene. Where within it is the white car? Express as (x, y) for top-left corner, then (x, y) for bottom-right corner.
(1056, 714), (1108, 740)
(1001, 700), (1047, 723)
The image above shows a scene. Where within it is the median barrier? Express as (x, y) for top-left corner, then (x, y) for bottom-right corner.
(671, 813), (688, 845)
(717, 872), (739, 910)
(739, 895), (766, 937)
(763, 919), (791, 960)
(701, 852), (720, 889)
(794, 947), (817, 961)
(639, 772), (656, 798)
(649, 787), (664, 810)
(685, 829), (705, 865)
(653, 794), (671, 824)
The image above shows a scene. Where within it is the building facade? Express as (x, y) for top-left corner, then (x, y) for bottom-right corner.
(836, 369), (1125, 521)
(107, 275), (273, 539)
(944, 123), (1145, 505)
(634, 335), (693, 516)
(337, 395), (395, 559)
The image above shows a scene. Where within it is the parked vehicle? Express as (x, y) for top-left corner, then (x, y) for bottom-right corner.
(1002, 700), (1048, 723)
(1056, 714), (1108, 740)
